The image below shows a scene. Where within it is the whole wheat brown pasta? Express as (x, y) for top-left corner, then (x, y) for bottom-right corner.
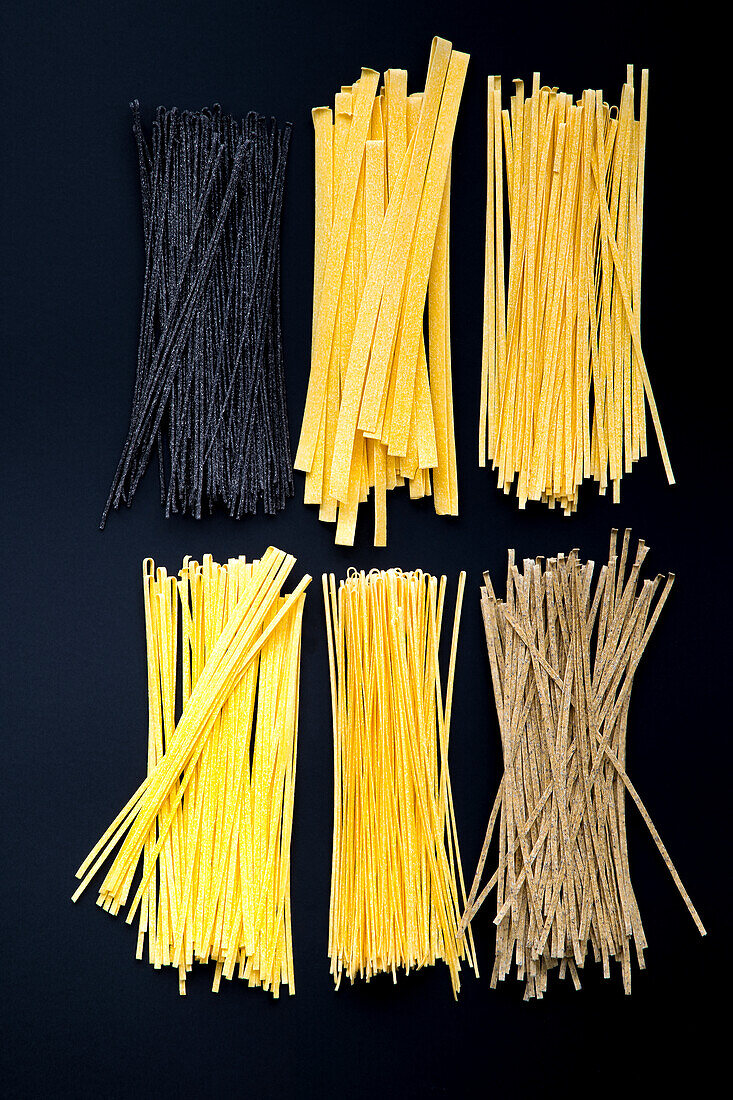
(461, 531), (705, 998)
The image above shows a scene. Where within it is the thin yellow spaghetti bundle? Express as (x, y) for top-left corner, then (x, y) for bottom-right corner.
(296, 37), (469, 546)
(323, 568), (477, 994)
(480, 68), (672, 512)
(73, 547), (310, 997)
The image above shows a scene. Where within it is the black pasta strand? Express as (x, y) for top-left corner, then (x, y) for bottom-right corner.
(101, 102), (292, 526)
(105, 135), (238, 516)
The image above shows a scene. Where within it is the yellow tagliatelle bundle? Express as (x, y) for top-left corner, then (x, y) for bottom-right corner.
(73, 547), (310, 997)
(323, 568), (477, 994)
(296, 37), (469, 546)
(480, 69), (672, 512)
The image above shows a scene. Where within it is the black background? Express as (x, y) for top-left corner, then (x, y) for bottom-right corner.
(1, 1), (726, 1096)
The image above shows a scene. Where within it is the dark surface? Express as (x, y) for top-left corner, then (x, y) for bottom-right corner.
(0, 1), (725, 1096)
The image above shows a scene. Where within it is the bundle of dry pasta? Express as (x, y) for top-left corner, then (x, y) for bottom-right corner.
(480, 69), (673, 511)
(460, 531), (705, 998)
(296, 37), (469, 546)
(73, 547), (310, 997)
(323, 568), (477, 994)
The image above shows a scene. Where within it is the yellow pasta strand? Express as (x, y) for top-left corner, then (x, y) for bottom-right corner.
(295, 69), (380, 474)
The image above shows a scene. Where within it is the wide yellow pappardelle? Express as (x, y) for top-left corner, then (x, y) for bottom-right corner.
(296, 37), (468, 546)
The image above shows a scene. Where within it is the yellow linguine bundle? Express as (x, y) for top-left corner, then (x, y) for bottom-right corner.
(295, 37), (469, 546)
(73, 547), (310, 997)
(323, 568), (477, 994)
(480, 68), (673, 512)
